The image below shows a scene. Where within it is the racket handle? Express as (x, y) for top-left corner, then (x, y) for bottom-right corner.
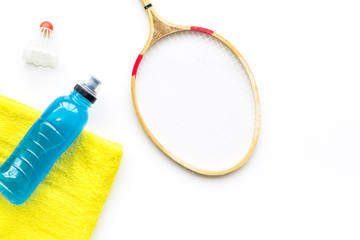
(141, 0), (151, 7)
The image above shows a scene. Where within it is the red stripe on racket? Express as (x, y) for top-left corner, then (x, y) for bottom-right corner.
(190, 26), (214, 35)
(132, 54), (144, 77)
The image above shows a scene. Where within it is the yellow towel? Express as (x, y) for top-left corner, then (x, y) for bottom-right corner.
(0, 95), (123, 240)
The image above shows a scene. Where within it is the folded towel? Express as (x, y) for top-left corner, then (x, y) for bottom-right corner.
(0, 95), (123, 240)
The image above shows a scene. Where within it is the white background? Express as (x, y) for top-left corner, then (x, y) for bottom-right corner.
(0, 0), (360, 239)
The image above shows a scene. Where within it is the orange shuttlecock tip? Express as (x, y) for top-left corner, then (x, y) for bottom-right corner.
(40, 21), (53, 31)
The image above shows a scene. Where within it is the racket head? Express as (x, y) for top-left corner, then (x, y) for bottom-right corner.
(132, 5), (260, 176)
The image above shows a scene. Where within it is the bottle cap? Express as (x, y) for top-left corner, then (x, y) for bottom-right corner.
(74, 76), (102, 104)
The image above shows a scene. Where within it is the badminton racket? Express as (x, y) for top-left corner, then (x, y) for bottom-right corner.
(132, 0), (261, 175)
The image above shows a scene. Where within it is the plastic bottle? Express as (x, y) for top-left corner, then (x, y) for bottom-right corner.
(0, 76), (101, 205)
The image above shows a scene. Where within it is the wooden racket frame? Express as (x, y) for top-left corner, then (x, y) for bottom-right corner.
(132, 0), (261, 176)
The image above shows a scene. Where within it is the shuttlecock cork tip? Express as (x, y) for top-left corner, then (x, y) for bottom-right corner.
(40, 21), (53, 31)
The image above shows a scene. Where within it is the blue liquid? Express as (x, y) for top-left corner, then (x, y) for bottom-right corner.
(0, 90), (91, 205)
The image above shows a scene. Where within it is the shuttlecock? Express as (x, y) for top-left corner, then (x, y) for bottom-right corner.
(23, 21), (58, 67)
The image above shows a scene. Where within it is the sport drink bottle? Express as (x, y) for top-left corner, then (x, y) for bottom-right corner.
(0, 76), (101, 205)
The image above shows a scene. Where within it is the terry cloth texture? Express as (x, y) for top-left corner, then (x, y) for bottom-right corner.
(0, 95), (123, 240)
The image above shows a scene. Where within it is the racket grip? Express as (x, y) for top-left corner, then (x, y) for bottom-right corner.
(141, 0), (151, 7)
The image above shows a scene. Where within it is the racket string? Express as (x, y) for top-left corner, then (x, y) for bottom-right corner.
(136, 31), (256, 170)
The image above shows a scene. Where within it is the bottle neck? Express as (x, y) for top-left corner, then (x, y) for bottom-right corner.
(70, 90), (92, 109)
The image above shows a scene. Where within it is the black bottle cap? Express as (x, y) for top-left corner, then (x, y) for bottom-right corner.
(73, 76), (102, 104)
(74, 84), (97, 103)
